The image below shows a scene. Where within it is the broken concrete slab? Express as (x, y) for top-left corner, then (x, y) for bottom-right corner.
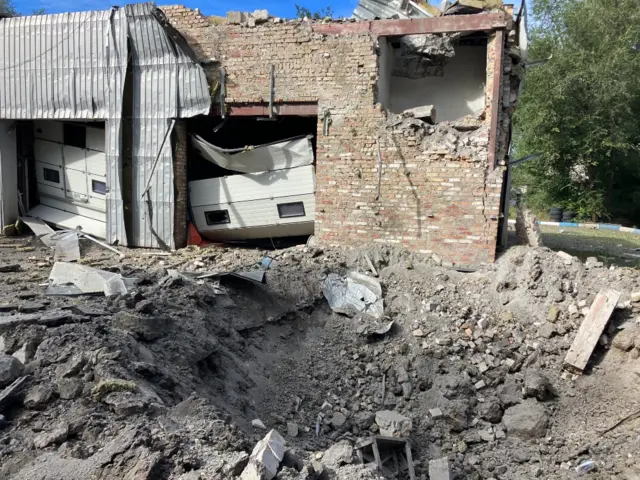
(403, 105), (436, 123)
(429, 457), (451, 480)
(320, 440), (354, 468)
(46, 262), (136, 297)
(323, 272), (384, 319)
(375, 410), (412, 437)
(239, 429), (286, 480)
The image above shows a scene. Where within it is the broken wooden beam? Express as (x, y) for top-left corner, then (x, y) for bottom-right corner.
(563, 289), (621, 374)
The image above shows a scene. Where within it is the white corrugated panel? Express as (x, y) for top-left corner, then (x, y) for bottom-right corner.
(192, 135), (314, 174)
(126, 3), (210, 249)
(190, 165), (316, 207)
(192, 193), (315, 231)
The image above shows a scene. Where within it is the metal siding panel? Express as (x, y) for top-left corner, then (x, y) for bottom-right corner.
(193, 194), (316, 232)
(125, 3), (209, 249)
(189, 165), (317, 207)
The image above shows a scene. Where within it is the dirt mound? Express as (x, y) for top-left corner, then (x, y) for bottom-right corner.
(0, 241), (639, 479)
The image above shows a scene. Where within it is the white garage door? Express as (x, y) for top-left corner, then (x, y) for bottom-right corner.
(28, 121), (107, 238)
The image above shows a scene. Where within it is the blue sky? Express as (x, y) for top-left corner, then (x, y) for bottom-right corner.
(16, 0), (522, 20)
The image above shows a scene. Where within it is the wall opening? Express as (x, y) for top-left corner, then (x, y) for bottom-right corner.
(378, 32), (488, 123)
(19, 120), (108, 238)
(186, 115), (318, 246)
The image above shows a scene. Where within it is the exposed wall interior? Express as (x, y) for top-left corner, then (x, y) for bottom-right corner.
(379, 35), (488, 122)
(377, 37), (394, 109)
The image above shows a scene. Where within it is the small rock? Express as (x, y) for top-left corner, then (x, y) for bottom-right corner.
(474, 380), (486, 390)
(331, 411), (347, 428)
(354, 412), (375, 429)
(547, 305), (560, 323)
(457, 440), (468, 453)
(631, 292), (640, 303)
(134, 299), (154, 314)
(287, 422), (299, 437)
(252, 419), (267, 430)
(503, 399), (549, 439)
(479, 397), (503, 423)
(612, 326), (639, 352)
(56, 353), (86, 378)
(429, 408), (443, 419)
(57, 378), (84, 400)
(375, 410), (412, 437)
(538, 322), (556, 339)
(478, 318), (489, 330)
(556, 251), (574, 264)
(524, 370), (554, 401)
(630, 348), (640, 359)
(479, 430), (495, 442)
(412, 328), (426, 337)
(0, 354), (24, 388)
(24, 385), (54, 409)
(34, 423), (69, 449)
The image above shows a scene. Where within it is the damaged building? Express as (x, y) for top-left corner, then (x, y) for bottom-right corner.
(0, 0), (527, 265)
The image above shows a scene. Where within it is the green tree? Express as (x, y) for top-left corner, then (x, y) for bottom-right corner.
(514, 0), (640, 223)
(295, 4), (334, 19)
(0, 0), (17, 16)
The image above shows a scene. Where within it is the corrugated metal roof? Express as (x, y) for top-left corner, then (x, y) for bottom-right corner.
(0, 9), (127, 119)
(353, 0), (434, 20)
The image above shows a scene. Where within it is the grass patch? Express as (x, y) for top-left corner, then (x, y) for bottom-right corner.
(539, 226), (640, 268)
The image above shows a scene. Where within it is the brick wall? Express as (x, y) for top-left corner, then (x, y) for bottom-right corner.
(173, 119), (188, 249)
(164, 5), (513, 265)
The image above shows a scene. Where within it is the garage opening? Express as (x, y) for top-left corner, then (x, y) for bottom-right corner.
(17, 120), (108, 238)
(378, 32), (488, 123)
(187, 115), (318, 245)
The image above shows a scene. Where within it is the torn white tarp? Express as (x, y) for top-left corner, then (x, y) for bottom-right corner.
(46, 262), (136, 296)
(323, 271), (384, 319)
(192, 135), (314, 174)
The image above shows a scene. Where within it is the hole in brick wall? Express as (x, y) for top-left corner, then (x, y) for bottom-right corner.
(185, 114), (318, 249)
(378, 33), (488, 123)
(187, 115), (318, 181)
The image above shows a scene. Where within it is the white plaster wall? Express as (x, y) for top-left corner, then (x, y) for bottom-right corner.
(377, 37), (394, 109)
(389, 45), (487, 122)
(0, 120), (18, 229)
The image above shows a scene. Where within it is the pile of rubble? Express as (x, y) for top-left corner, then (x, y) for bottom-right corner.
(0, 236), (640, 479)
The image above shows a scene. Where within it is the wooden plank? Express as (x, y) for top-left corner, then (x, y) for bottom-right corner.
(564, 289), (621, 374)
